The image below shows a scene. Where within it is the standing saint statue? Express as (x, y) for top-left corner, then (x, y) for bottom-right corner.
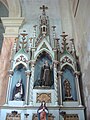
(40, 60), (53, 87)
(64, 79), (73, 100)
(12, 79), (24, 101)
(37, 101), (48, 120)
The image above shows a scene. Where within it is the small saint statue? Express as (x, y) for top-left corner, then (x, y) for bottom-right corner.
(64, 79), (73, 100)
(37, 101), (48, 120)
(40, 60), (53, 87)
(12, 79), (24, 101)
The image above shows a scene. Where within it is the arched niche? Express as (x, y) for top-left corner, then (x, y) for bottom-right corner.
(0, 0), (21, 17)
(10, 64), (27, 101)
(34, 51), (54, 88)
(6, 0), (21, 17)
(0, 1), (9, 52)
(61, 65), (77, 101)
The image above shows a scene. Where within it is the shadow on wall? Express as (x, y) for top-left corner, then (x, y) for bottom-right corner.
(0, 19), (4, 53)
(0, 1), (9, 53)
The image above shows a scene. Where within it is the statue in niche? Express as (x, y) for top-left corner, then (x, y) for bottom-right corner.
(40, 60), (53, 87)
(64, 79), (73, 101)
(37, 101), (48, 120)
(12, 79), (24, 101)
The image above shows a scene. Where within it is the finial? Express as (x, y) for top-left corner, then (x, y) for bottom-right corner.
(15, 37), (18, 42)
(20, 32), (28, 49)
(60, 32), (68, 52)
(60, 32), (68, 39)
(20, 33), (28, 37)
(52, 26), (56, 31)
(40, 5), (48, 14)
(55, 38), (60, 42)
(24, 113), (29, 118)
(33, 25), (37, 30)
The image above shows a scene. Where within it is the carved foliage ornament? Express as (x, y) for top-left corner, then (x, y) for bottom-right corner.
(32, 113), (54, 120)
(6, 111), (21, 120)
(16, 55), (28, 63)
(37, 93), (51, 103)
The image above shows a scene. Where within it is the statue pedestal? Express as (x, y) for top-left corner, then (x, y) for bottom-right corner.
(31, 89), (56, 106)
(63, 101), (79, 107)
(8, 101), (24, 106)
(34, 86), (51, 89)
(64, 96), (74, 101)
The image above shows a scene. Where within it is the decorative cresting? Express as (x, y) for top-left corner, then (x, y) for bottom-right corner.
(6, 111), (21, 120)
(32, 114), (54, 120)
(60, 112), (79, 120)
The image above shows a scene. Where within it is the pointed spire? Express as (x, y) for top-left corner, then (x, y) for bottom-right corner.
(39, 5), (49, 37)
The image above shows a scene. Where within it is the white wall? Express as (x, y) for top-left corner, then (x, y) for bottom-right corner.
(71, 0), (90, 119)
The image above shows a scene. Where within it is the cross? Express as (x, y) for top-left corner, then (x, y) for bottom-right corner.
(40, 5), (48, 13)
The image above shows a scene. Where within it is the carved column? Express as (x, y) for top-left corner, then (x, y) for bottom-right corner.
(6, 70), (13, 104)
(74, 71), (82, 106)
(53, 61), (58, 105)
(29, 61), (35, 105)
(25, 70), (31, 105)
(58, 71), (63, 106)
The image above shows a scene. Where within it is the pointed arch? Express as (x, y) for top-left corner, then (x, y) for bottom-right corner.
(10, 63), (27, 101)
(61, 62), (75, 71)
(60, 54), (76, 71)
(13, 61), (28, 70)
(7, 0), (21, 17)
(34, 48), (54, 61)
(61, 65), (77, 101)
(0, 0), (21, 17)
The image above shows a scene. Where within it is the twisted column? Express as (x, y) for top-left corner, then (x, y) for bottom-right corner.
(53, 61), (58, 105)
(25, 70), (31, 105)
(6, 70), (13, 104)
(58, 71), (63, 106)
(29, 61), (35, 105)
